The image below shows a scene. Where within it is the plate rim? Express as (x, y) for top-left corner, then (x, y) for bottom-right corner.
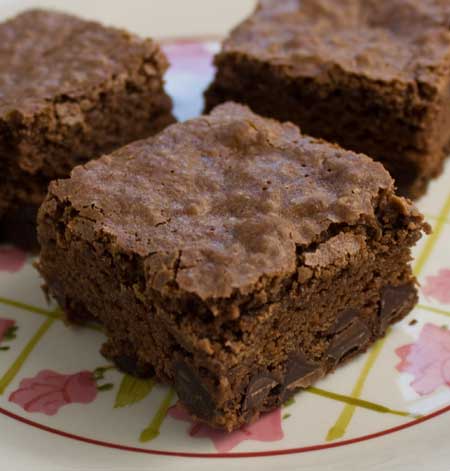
(0, 403), (448, 459)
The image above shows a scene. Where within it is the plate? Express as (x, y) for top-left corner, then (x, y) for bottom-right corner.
(0, 1), (449, 470)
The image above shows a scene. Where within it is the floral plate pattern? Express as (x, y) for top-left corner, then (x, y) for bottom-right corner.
(0, 35), (450, 471)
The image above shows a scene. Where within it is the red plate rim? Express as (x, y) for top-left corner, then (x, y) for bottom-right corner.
(0, 404), (449, 459)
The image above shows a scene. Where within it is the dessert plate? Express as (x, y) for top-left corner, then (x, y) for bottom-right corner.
(0, 1), (449, 470)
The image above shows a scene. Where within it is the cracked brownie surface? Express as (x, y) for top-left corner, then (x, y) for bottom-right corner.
(37, 103), (429, 430)
(42, 102), (393, 299)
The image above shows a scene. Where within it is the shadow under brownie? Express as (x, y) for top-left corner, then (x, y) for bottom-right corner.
(205, 0), (450, 199)
(0, 9), (175, 250)
(37, 103), (429, 431)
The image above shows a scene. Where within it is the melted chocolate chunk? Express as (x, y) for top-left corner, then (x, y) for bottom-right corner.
(174, 361), (215, 420)
(281, 351), (323, 400)
(327, 318), (371, 364)
(114, 355), (153, 378)
(327, 308), (358, 335)
(379, 284), (416, 333)
(243, 374), (277, 411)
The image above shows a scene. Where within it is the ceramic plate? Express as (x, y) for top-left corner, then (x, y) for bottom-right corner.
(0, 1), (449, 470)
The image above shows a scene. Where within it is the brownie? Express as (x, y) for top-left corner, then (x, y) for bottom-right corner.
(0, 9), (174, 250)
(205, 0), (450, 199)
(37, 103), (429, 431)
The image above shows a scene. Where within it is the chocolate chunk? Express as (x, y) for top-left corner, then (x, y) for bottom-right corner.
(327, 308), (358, 335)
(114, 355), (153, 378)
(281, 351), (323, 400)
(327, 318), (371, 364)
(114, 355), (138, 374)
(379, 284), (416, 333)
(174, 361), (215, 420)
(243, 374), (277, 411)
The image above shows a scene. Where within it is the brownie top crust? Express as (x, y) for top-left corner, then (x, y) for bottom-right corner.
(222, 0), (450, 91)
(0, 9), (168, 116)
(46, 103), (417, 300)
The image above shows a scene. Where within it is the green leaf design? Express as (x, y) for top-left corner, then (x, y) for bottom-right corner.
(0, 317), (55, 395)
(97, 383), (114, 392)
(4, 326), (18, 341)
(93, 365), (116, 381)
(140, 388), (175, 442)
(283, 396), (296, 407)
(114, 374), (155, 408)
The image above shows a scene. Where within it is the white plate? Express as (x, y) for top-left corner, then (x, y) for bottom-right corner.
(0, 1), (449, 470)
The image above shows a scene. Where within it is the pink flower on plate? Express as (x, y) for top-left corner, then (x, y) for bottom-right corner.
(0, 318), (15, 342)
(9, 370), (98, 415)
(0, 246), (27, 273)
(423, 268), (450, 304)
(396, 323), (450, 395)
(168, 403), (284, 453)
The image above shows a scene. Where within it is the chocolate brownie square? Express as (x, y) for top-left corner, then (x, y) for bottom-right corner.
(37, 103), (429, 431)
(205, 0), (450, 199)
(0, 9), (174, 249)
